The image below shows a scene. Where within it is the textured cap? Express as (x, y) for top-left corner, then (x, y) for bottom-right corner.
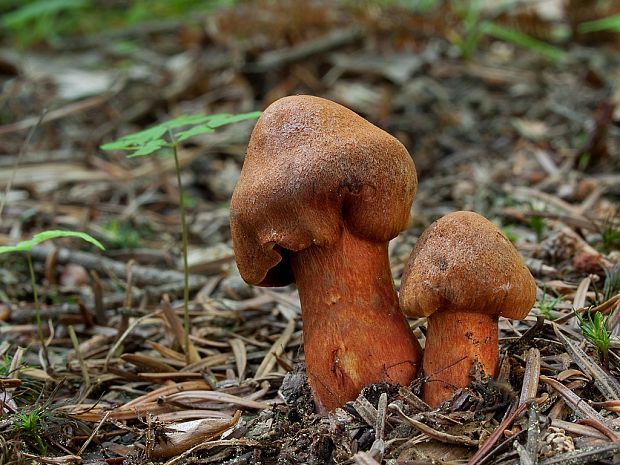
(230, 95), (417, 286)
(399, 211), (536, 319)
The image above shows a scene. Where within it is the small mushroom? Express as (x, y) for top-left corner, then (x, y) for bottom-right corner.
(399, 211), (536, 408)
(230, 95), (422, 411)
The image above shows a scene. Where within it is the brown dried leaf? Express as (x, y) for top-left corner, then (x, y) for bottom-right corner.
(149, 410), (241, 459)
(229, 338), (247, 382)
(254, 318), (296, 379)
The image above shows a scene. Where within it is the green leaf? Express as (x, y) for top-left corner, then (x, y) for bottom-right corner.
(126, 139), (169, 157)
(0, 230), (105, 255)
(579, 14), (620, 33)
(1, 0), (89, 28)
(203, 111), (263, 129)
(162, 114), (210, 129)
(176, 125), (215, 142)
(100, 126), (169, 151)
(482, 22), (566, 63)
(101, 111), (261, 156)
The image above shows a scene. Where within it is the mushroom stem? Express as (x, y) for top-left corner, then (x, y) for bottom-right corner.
(423, 311), (498, 407)
(290, 227), (422, 411)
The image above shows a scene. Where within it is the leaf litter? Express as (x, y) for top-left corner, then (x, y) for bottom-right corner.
(0, 1), (619, 464)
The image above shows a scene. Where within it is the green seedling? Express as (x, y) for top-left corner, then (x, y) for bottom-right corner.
(1, 0), (89, 47)
(579, 13), (620, 33)
(0, 354), (13, 377)
(537, 288), (561, 321)
(501, 225), (519, 243)
(574, 307), (612, 371)
(578, 152), (592, 171)
(1, 0), (237, 48)
(0, 230), (104, 368)
(101, 111), (260, 363)
(524, 201), (549, 242)
(527, 215), (546, 243)
(448, 0), (565, 61)
(598, 214), (620, 255)
(481, 22), (566, 62)
(103, 219), (142, 250)
(11, 405), (48, 454)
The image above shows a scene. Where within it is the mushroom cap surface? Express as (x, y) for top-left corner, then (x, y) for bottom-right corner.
(399, 211), (536, 319)
(230, 95), (417, 286)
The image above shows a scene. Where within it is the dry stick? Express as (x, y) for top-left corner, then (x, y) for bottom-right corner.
(555, 292), (620, 325)
(229, 338), (247, 383)
(590, 400), (620, 412)
(19, 453), (81, 464)
(552, 324), (620, 402)
(354, 395), (380, 427)
(78, 411), (110, 456)
(68, 325), (90, 401)
(389, 403), (479, 447)
(507, 316), (545, 354)
(0, 93), (114, 137)
(123, 381), (213, 408)
(104, 310), (160, 369)
(162, 390), (269, 410)
(160, 296), (200, 364)
(0, 111), (46, 220)
(519, 348), (541, 405)
(351, 452), (381, 465)
(90, 270), (105, 324)
(161, 438), (260, 465)
(540, 376), (620, 445)
(501, 208), (599, 232)
(466, 402), (527, 465)
(375, 393), (388, 441)
(538, 444), (620, 465)
(254, 318), (296, 379)
(29, 245), (208, 288)
(245, 26), (364, 72)
(550, 419), (608, 440)
(525, 402), (540, 465)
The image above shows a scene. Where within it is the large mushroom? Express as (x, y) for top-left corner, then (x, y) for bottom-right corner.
(230, 95), (422, 411)
(399, 211), (536, 408)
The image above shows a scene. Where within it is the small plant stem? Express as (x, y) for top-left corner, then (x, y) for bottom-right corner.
(27, 252), (50, 370)
(171, 144), (195, 364)
(601, 348), (610, 372)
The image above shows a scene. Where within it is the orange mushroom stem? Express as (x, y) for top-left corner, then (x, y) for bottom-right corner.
(291, 227), (420, 410)
(399, 211), (536, 408)
(230, 95), (422, 411)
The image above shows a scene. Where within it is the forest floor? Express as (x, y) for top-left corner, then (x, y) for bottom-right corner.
(0, 1), (619, 464)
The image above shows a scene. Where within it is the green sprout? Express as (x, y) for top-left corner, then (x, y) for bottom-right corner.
(537, 288), (561, 321)
(0, 230), (104, 368)
(527, 215), (547, 243)
(574, 307), (612, 371)
(501, 225), (519, 243)
(579, 13), (620, 33)
(598, 214), (620, 255)
(447, 0), (565, 61)
(103, 219), (142, 250)
(12, 406), (48, 455)
(101, 111), (260, 364)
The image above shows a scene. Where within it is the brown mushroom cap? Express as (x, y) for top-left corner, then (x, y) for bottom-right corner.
(400, 211), (536, 320)
(230, 95), (417, 286)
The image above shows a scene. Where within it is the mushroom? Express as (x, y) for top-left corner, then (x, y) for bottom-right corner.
(399, 211), (536, 408)
(230, 95), (422, 411)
